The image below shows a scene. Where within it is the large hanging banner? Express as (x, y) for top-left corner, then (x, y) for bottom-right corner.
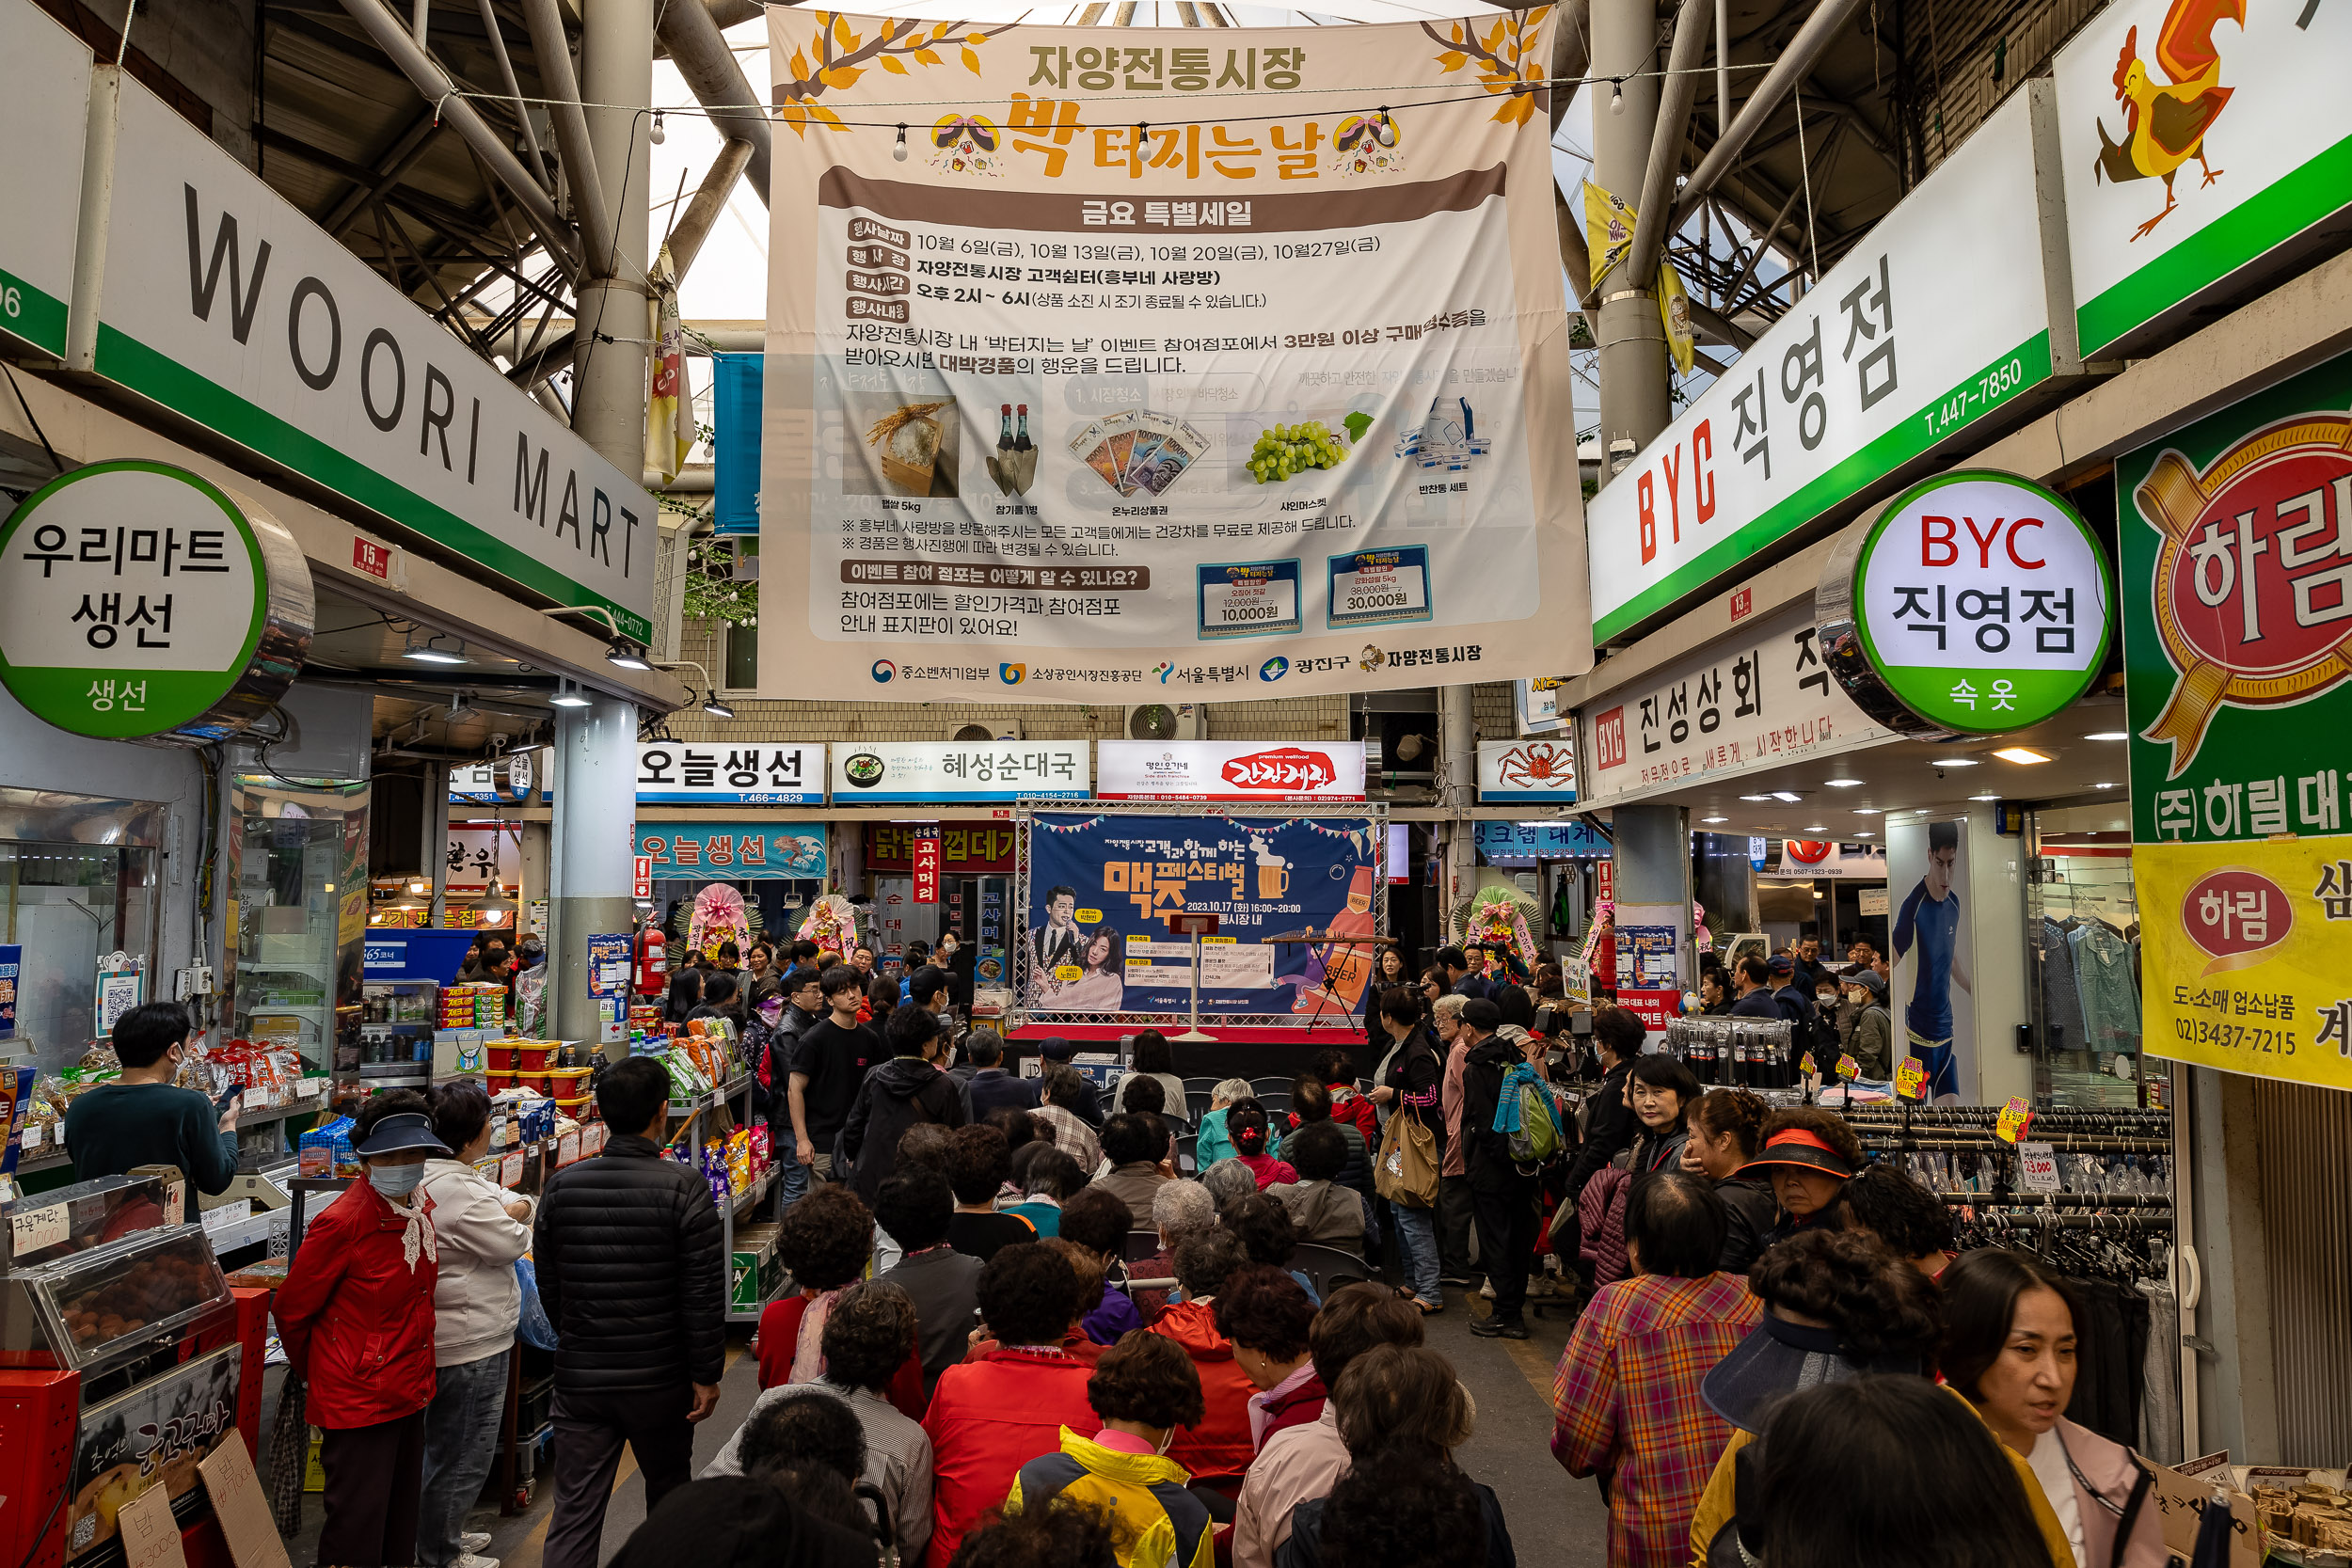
(763, 10), (1587, 702)
(1025, 812), (1379, 1018)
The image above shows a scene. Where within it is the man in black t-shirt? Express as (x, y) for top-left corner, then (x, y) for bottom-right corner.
(787, 966), (882, 1180)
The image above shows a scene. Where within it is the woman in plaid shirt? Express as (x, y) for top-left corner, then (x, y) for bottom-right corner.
(1550, 1171), (1761, 1567)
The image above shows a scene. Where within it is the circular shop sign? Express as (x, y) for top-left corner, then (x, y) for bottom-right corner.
(1817, 469), (2111, 738)
(0, 461), (314, 744)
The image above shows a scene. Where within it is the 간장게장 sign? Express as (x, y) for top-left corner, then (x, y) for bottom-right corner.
(2052, 0), (2352, 361)
(1817, 469), (2113, 737)
(0, 462), (313, 744)
(761, 9), (1590, 703)
(1585, 87), (2075, 643)
(1095, 739), (1367, 801)
(91, 77), (657, 641)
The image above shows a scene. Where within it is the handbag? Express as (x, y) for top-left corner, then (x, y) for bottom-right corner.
(1375, 1098), (1439, 1209)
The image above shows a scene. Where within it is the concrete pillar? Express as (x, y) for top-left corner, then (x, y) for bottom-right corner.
(572, 0), (656, 467)
(1965, 805), (2031, 1106)
(1437, 685), (1477, 940)
(1589, 0), (1672, 487)
(1611, 804), (1692, 991)
(424, 762), (451, 929)
(551, 696), (640, 1055)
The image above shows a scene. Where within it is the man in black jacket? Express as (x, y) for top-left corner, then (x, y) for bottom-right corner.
(1458, 997), (1547, 1340)
(536, 1056), (723, 1568)
(766, 966), (826, 1209)
(1560, 1005), (1640, 1207)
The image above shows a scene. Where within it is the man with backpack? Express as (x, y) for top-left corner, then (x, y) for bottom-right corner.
(1457, 997), (1552, 1341)
(1844, 969), (1896, 1081)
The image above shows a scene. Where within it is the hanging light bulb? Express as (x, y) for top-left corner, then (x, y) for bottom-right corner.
(1376, 107), (1396, 146)
(894, 122), (908, 161)
(1610, 78), (1625, 114)
(649, 111), (666, 146)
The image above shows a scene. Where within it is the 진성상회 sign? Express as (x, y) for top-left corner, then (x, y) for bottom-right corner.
(0, 462), (313, 743)
(1818, 469), (2112, 736)
(761, 10), (1589, 703)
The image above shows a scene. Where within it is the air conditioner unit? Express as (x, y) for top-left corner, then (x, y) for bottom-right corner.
(952, 721), (1025, 741)
(1123, 703), (1203, 741)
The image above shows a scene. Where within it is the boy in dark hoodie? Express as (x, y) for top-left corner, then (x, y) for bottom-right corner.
(841, 1004), (968, 1204)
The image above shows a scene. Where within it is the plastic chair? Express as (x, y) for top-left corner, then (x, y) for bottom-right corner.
(1123, 1228), (1164, 1263)
(1255, 1092), (1291, 1120)
(1159, 1112), (1191, 1145)
(1177, 1133), (1198, 1176)
(1249, 1076), (1295, 1099)
(1185, 1091), (1214, 1126)
(1289, 1243), (1373, 1301)
(1182, 1076), (1222, 1093)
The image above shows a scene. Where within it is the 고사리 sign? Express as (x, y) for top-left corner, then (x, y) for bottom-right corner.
(0, 463), (314, 744)
(1818, 469), (2112, 737)
(761, 10), (1590, 704)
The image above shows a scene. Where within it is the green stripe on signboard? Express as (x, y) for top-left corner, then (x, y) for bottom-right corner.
(2077, 133), (2352, 359)
(0, 271), (69, 359)
(91, 325), (654, 645)
(1593, 330), (2055, 643)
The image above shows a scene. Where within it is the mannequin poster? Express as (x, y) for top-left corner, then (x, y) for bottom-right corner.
(1886, 816), (1977, 1102)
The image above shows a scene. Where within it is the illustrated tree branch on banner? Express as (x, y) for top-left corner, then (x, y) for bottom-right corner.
(771, 12), (1021, 134)
(1422, 5), (1553, 126)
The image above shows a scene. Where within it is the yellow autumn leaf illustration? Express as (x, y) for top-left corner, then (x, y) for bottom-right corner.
(913, 46), (941, 64)
(833, 15), (852, 48)
(1449, 19), (1463, 41)
(790, 47), (808, 78)
(1484, 19), (1506, 51)
(810, 103), (848, 129)
(880, 54), (907, 71)
(932, 20), (955, 40)
(823, 64), (863, 87)
(964, 32), (986, 44)
(961, 45), (980, 71)
(1437, 49), (1466, 70)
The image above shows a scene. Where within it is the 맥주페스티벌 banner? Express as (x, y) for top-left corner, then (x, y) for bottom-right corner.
(760, 9), (1588, 702)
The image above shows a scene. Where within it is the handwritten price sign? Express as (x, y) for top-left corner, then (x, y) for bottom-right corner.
(1895, 1059), (1929, 1101)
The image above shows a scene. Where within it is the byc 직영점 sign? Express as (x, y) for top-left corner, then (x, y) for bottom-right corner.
(1818, 469), (2112, 737)
(0, 461), (314, 743)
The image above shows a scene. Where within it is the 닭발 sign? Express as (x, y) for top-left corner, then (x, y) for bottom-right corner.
(1818, 469), (2111, 737)
(0, 461), (313, 743)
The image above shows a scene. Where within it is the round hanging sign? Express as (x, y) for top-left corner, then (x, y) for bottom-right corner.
(1817, 469), (2112, 738)
(0, 460), (314, 744)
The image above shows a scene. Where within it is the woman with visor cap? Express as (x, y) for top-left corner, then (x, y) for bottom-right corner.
(274, 1091), (453, 1568)
(1738, 1106), (1865, 1254)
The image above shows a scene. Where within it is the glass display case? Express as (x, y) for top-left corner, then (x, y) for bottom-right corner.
(4, 1225), (230, 1375)
(230, 776), (370, 1077)
(0, 788), (165, 1075)
(3, 1173), (180, 1272)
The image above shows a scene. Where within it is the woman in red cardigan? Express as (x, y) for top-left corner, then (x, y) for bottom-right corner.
(274, 1092), (450, 1567)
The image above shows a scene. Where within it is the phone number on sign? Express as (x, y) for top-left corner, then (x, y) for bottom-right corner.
(2171, 1017), (2297, 1055)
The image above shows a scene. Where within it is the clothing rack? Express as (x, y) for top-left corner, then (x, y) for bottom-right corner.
(1972, 1211), (2174, 1234)
(1936, 1192), (2175, 1210)
(1867, 1133), (2171, 1154)
(1839, 1106), (2170, 1128)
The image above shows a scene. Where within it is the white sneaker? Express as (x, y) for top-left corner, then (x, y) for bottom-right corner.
(460, 1536), (493, 1555)
(454, 1554), (500, 1568)
(1479, 1277), (1496, 1299)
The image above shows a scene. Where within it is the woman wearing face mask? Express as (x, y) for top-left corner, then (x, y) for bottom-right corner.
(1942, 1251), (2168, 1568)
(273, 1091), (452, 1568)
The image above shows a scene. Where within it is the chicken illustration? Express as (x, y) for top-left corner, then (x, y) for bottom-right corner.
(2092, 0), (2245, 240)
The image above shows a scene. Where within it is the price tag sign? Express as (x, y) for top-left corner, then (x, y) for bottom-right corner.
(2017, 1140), (2062, 1192)
(164, 1180), (185, 1227)
(1895, 1059), (1930, 1101)
(1799, 1052), (1818, 1075)
(1995, 1096), (2035, 1144)
(1836, 1053), (1860, 1080)
(499, 1150), (524, 1187)
(558, 1132), (580, 1166)
(10, 1202), (67, 1257)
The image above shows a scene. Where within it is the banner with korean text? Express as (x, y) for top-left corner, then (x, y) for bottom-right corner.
(762, 10), (1587, 702)
(2123, 349), (2352, 1090)
(1025, 812), (1379, 1017)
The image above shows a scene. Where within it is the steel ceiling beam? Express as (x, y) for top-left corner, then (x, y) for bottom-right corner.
(516, 0), (617, 274)
(656, 0), (771, 204)
(1669, 0), (1868, 229)
(1621, 0), (1710, 290)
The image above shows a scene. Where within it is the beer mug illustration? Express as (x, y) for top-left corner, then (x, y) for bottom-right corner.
(1256, 852), (1289, 900)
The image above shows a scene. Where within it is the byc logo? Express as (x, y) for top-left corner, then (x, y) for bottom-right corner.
(870, 660), (897, 684)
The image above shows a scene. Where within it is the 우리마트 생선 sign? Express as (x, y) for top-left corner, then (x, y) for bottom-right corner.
(0, 462), (314, 743)
(1818, 469), (2112, 737)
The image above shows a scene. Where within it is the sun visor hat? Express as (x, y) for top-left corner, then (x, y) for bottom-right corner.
(1736, 1127), (1857, 1181)
(1701, 1312), (1927, 1433)
(352, 1112), (453, 1159)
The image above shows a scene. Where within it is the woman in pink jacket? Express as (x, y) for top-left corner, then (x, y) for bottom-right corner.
(1941, 1249), (2168, 1568)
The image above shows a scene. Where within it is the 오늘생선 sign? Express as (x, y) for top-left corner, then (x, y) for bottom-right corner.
(1819, 469), (2112, 737)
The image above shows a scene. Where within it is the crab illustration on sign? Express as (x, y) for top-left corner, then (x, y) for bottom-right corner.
(2133, 410), (2352, 778)
(1494, 740), (1576, 792)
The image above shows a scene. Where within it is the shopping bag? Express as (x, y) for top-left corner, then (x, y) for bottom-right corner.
(266, 1372), (308, 1536)
(1374, 1103), (1438, 1209)
(516, 1257), (559, 1351)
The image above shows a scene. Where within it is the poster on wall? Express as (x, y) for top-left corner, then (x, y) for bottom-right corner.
(2120, 349), (2352, 1089)
(761, 9), (1590, 704)
(65, 1343), (241, 1557)
(1025, 812), (1379, 1017)
(1886, 817), (1975, 1102)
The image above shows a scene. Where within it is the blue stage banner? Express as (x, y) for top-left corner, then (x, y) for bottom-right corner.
(712, 353), (762, 537)
(1026, 813), (1382, 1020)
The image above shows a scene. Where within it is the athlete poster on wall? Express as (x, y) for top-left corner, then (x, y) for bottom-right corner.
(1025, 813), (1379, 1017)
(1886, 816), (1975, 1102)
(762, 9), (1589, 703)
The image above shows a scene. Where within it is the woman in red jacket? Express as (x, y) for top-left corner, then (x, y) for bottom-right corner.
(274, 1092), (450, 1567)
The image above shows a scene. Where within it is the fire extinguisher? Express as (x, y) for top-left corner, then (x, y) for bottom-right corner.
(635, 923), (668, 997)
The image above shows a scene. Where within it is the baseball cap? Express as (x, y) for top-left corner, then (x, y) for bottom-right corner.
(1766, 953), (1795, 977)
(1847, 969), (1888, 1001)
(1038, 1036), (1077, 1062)
(1736, 1126), (1859, 1181)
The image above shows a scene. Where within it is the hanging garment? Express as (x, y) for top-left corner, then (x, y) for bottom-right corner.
(2070, 924), (2142, 1056)
(2137, 1280), (2183, 1465)
(2037, 918), (2087, 1054)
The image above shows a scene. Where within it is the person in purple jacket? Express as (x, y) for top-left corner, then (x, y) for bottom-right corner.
(1056, 1186), (1145, 1343)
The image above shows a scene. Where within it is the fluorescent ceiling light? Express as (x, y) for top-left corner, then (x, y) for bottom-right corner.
(1804, 825), (1827, 832)
(1823, 778), (1864, 787)
(549, 680), (591, 708)
(607, 642), (653, 672)
(1854, 830), (1875, 836)
(2084, 732), (2128, 741)
(1970, 793), (2000, 801)
(1700, 816), (1728, 824)
(1739, 794), (1772, 802)
(703, 695), (738, 720)
(1932, 757), (1979, 767)
(1992, 746), (2054, 764)
(1771, 791), (1804, 802)
(1852, 807), (1882, 815)
(2093, 781), (2119, 788)
(403, 637), (467, 665)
